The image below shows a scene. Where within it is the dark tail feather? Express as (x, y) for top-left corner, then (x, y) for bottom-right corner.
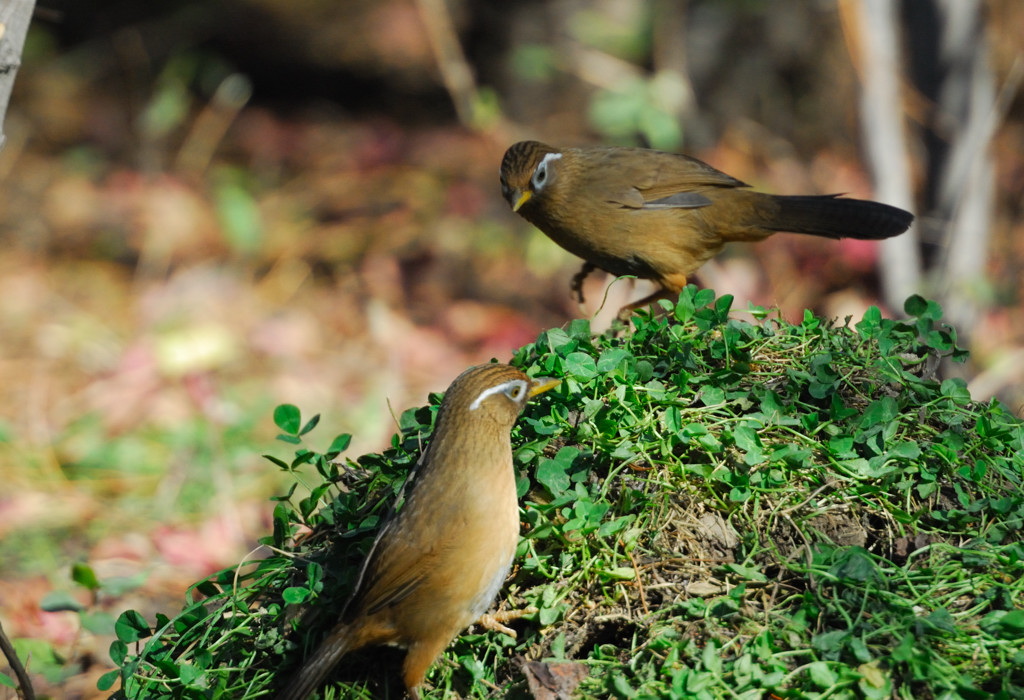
(275, 625), (357, 700)
(768, 194), (913, 240)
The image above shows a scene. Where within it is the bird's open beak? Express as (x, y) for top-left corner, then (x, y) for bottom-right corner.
(512, 189), (532, 212)
(528, 377), (560, 397)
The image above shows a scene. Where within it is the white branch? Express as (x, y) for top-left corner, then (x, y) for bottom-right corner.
(0, 0), (37, 152)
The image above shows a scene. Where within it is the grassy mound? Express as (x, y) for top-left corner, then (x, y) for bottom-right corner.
(105, 288), (1024, 699)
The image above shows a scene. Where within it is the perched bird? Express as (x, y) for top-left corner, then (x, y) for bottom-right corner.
(276, 364), (560, 700)
(500, 141), (914, 312)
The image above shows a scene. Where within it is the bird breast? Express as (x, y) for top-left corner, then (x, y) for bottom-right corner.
(404, 434), (521, 622)
(462, 453), (520, 618)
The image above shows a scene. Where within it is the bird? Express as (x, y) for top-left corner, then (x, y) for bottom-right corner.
(275, 364), (560, 700)
(499, 140), (914, 313)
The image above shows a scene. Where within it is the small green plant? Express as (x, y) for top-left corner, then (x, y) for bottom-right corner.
(0, 563), (144, 695)
(104, 288), (1024, 699)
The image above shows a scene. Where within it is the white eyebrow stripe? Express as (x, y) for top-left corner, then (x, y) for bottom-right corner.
(539, 152), (562, 167)
(469, 380), (525, 411)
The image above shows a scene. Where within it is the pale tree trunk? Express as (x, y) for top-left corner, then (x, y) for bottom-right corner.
(0, 9), (40, 694)
(850, 0), (1004, 344)
(0, 0), (37, 152)
(902, 0), (1000, 335)
(848, 0), (922, 311)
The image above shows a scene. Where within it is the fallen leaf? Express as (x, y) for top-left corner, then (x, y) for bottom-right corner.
(522, 659), (588, 700)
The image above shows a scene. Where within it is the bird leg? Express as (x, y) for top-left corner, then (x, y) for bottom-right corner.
(616, 273), (688, 321)
(616, 286), (678, 322)
(476, 606), (539, 639)
(570, 262), (598, 304)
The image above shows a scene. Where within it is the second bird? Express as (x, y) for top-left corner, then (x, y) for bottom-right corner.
(500, 141), (914, 311)
(275, 364), (560, 699)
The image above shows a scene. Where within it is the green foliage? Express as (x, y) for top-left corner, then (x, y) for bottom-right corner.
(7, 563), (143, 692)
(588, 72), (688, 150)
(212, 166), (264, 255)
(1, 394), (275, 582)
(104, 288), (1024, 699)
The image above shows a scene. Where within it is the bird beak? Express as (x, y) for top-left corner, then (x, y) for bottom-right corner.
(512, 189), (532, 212)
(528, 377), (560, 397)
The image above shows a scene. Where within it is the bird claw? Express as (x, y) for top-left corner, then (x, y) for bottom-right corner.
(477, 606), (539, 639)
(616, 284), (681, 321)
(570, 262), (597, 305)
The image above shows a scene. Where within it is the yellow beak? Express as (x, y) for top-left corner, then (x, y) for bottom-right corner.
(512, 189), (532, 212)
(528, 377), (560, 398)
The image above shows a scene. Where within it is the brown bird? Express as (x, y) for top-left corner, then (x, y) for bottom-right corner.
(500, 141), (914, 312)
(275, 364), (560, 700)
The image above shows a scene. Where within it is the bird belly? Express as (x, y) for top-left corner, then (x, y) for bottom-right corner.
(469, 510), (518, 616)
(468, 550), (515, 619)
(526, 201), (732, 285)
(385, 467), (519, 640)
(464, 483), (519, 619)
(530, 212), (659, 279)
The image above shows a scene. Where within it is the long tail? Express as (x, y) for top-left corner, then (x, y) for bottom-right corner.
(275, 624), (360, 700)
(766, 194), (913, 240)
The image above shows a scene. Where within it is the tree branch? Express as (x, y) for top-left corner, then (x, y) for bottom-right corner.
(0, 618), (36, 700)
(0, 0), (37, 152)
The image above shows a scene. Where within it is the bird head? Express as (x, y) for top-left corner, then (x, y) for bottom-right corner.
(499, 141), (562, 213)
(439, 363), (559, 430)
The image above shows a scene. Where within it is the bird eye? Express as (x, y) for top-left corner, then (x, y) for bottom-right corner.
(530, 152), (561, 192)
(532, 162), (547, 189)
(469, 379), (527, 411)
(505, 382), (525, 401)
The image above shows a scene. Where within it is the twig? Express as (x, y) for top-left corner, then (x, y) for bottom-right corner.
(0, 618), (36, 700)
(625, 545), (649, 615)
(175, 73), (252, 174)
(413, 0), (480, 127)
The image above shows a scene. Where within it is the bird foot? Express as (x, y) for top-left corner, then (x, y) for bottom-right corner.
(570, 262), (597, 305)
(614, 292), (671, 323)
(477, 606), (539, 639)
(616, 286), (678, 322)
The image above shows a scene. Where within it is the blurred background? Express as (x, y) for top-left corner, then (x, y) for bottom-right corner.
(0, 0), (1021, 696)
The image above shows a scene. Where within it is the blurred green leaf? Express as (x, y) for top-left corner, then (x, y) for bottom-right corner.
(214, 168), (263, 254)
(510, 44), (558, 82)
(274, 404), (302, 435)
(115, 610), (151, 643)
(327, 433), (352, 455)
(71, 562), (101, 591)
(40, 591), (84, 612)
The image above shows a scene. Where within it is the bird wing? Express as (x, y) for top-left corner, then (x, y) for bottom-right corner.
(349, 530), (428, 616)
(580, 147), (747, 210)
(346, 497), (460, 618)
